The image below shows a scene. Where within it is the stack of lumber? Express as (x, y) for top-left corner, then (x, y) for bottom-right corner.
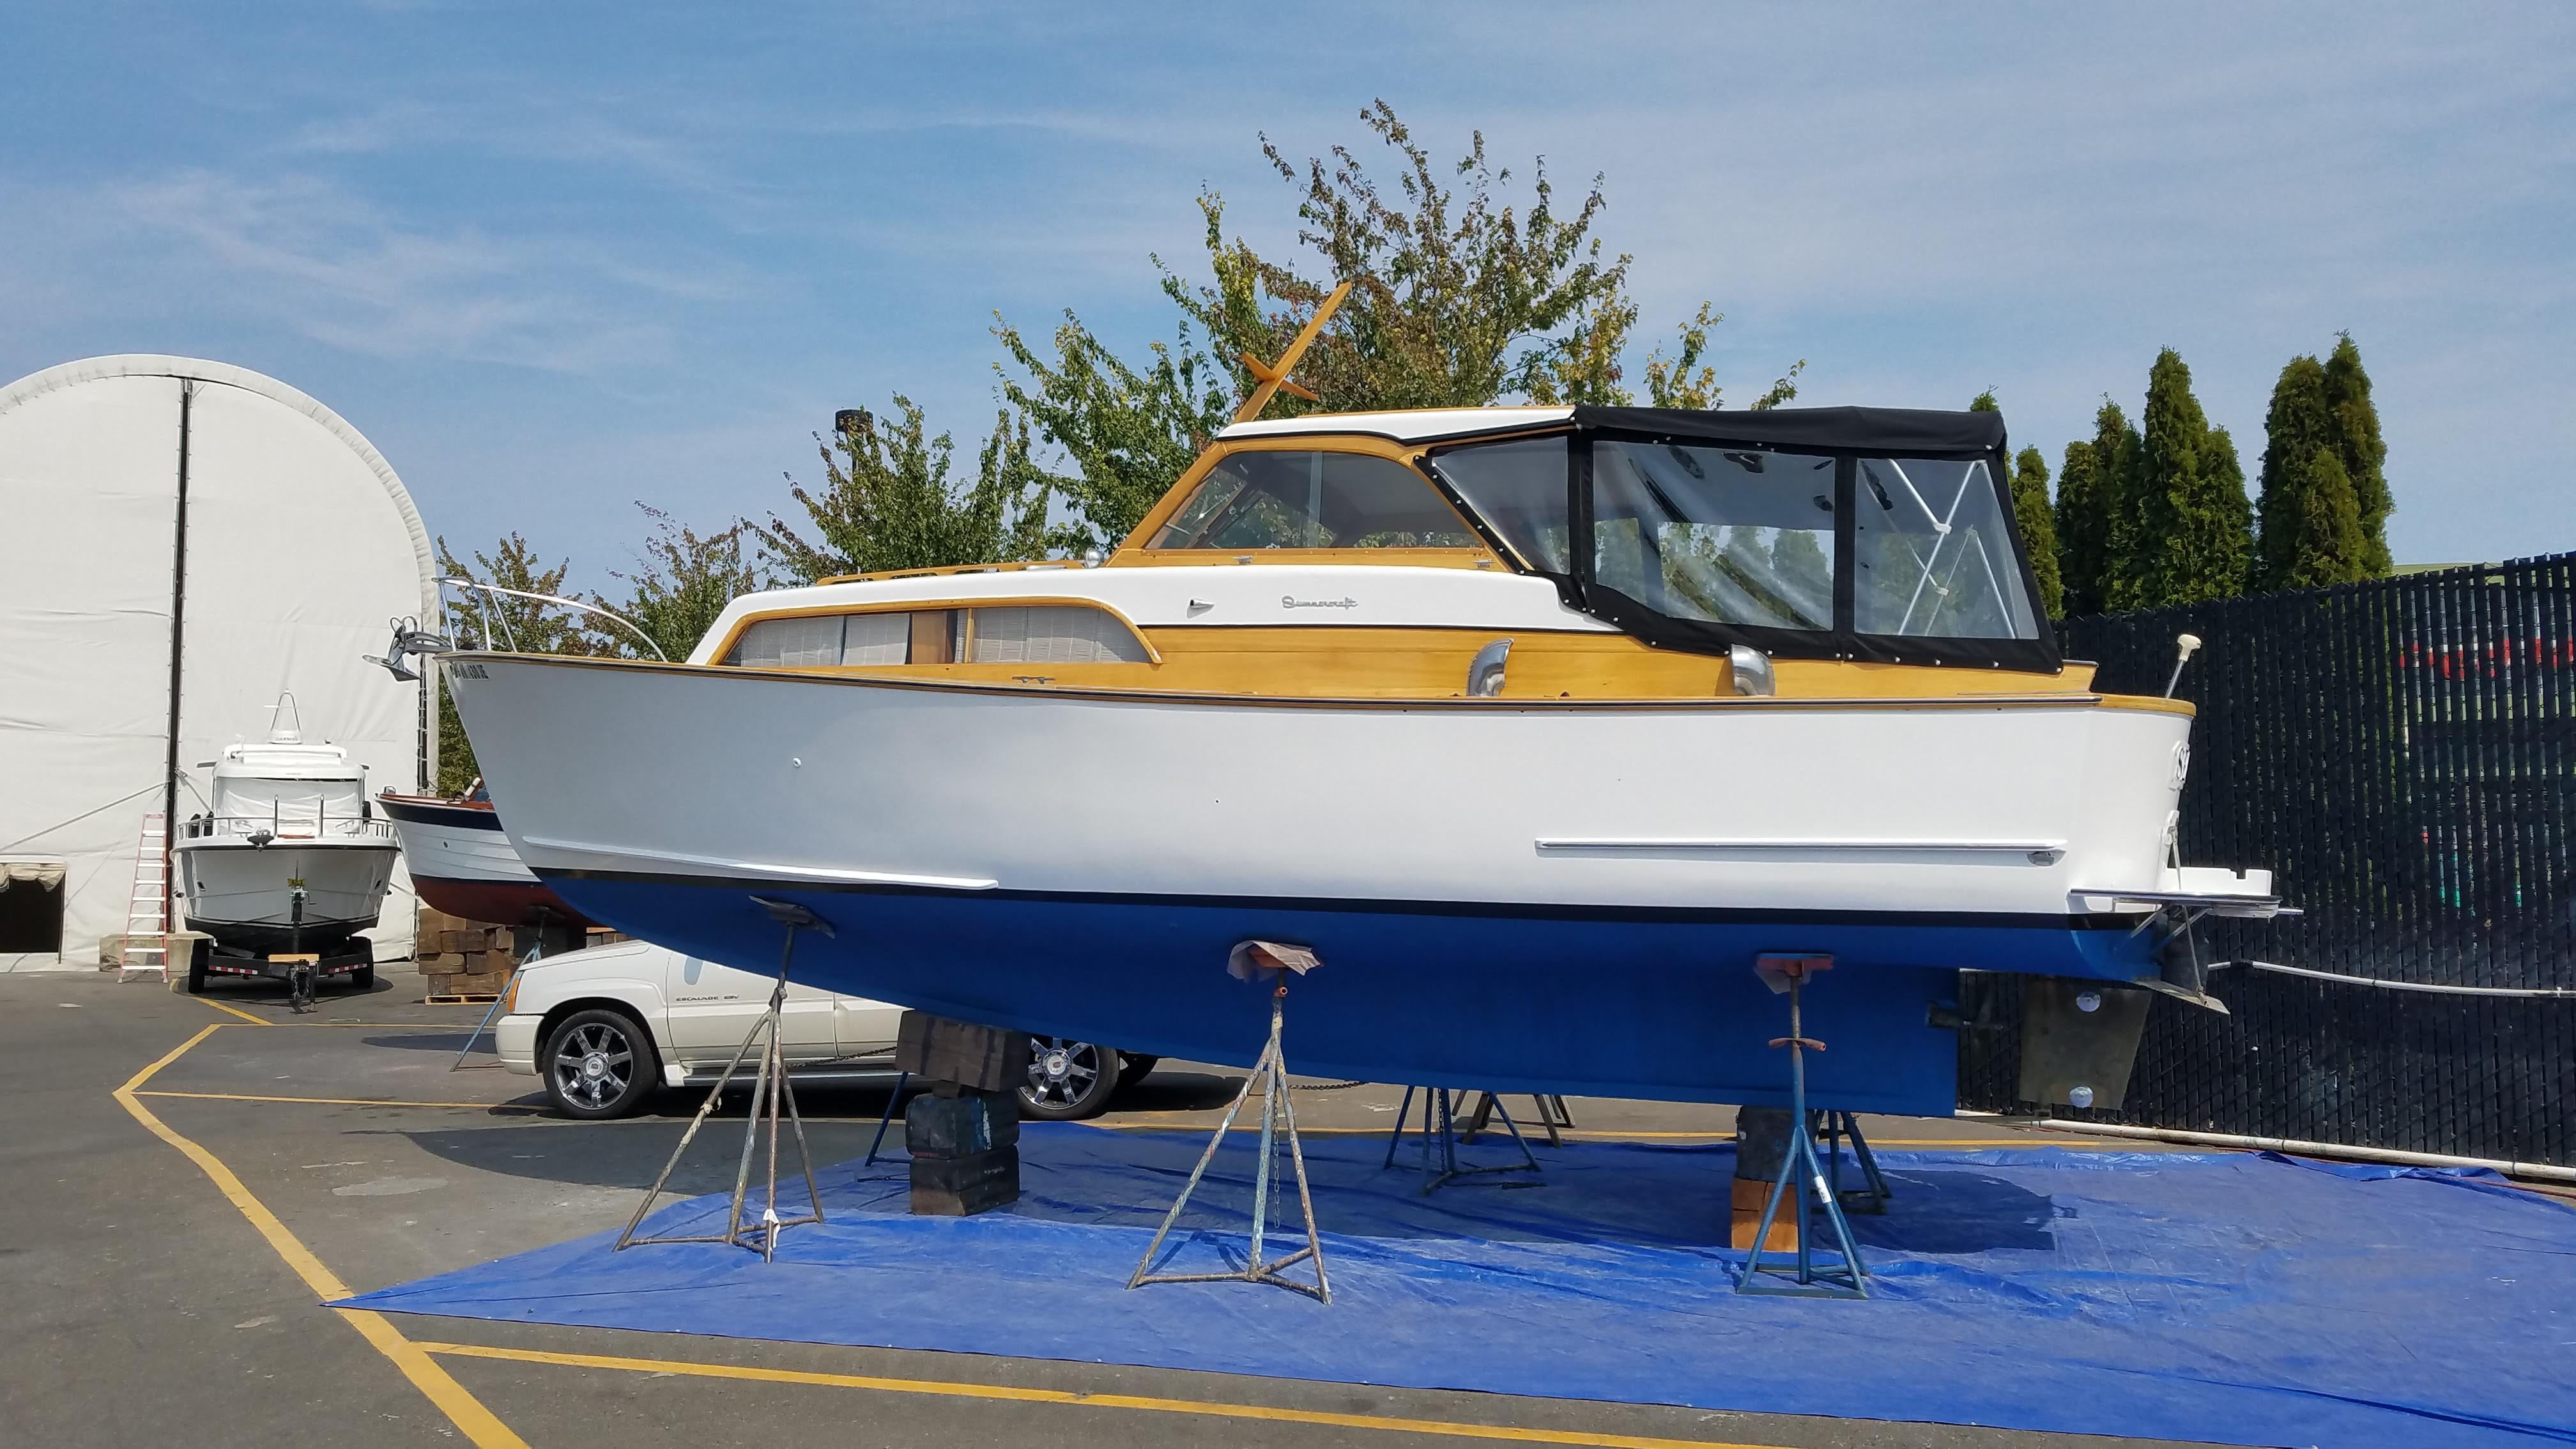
(415, 905), (516, 999)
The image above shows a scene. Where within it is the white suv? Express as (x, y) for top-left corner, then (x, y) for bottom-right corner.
(491, 939), (1152, 1123)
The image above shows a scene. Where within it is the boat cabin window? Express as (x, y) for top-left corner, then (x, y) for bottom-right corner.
(1851, 457), (2042, 641)
(968, 606), (1150, 664)
(1429, 418), (2053, 670)
(213, 775), (365, 824)
(1149, 449), (1477, 550)
(1423, 436), (1570, 572)
(726, 606), (1145, 667)
(1593, 440), (1838, 631)
(730, 610), (956, 668)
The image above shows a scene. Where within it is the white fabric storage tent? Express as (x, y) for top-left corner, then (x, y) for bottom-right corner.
(0, 355), (438, 971)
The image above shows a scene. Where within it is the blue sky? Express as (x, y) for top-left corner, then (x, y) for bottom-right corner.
(5, 3), (2569, 584)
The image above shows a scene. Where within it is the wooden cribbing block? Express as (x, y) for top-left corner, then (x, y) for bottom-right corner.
(894, 1012), (1016, 1094)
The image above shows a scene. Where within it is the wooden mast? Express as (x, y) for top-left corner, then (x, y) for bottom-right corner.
(1230, 280), (1352, 425)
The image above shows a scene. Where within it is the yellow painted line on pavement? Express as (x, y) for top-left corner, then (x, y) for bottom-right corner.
(193, 997), (275, 1026)
(137, 1089), (540, 1112)
(112, 1025), (528, 1448)
(418, 1340), (1786, 1449)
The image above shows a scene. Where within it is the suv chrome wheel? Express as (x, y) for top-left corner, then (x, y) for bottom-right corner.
(1018, 1036), (1119, 1121)
(542, 1008), (657, 1119)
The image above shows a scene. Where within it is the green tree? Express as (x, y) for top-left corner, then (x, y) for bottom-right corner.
(2053, 440), (2106, 616)
(1965, 391), (2062, 618)
(2322, 333), (2393, 575)
(758, 399), (1053, 583)
(432, 533), (594, 794)
(1204, 100), (1634, 411)
(994, 305), (1237, 556)
(2085, 401), (2147, 611)
(592, 505), (775, 661)
(2281, 447), (2368, 588)
(1638, 302), (1804, 411)
(1000, 102), (1800, 546)
(2253, 354), (2334, 591)
(2126, 348), (2252, 607)
(2009, 446), (2063, 617)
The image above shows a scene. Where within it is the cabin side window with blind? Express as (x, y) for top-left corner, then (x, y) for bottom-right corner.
(725, 605), (1147, 668)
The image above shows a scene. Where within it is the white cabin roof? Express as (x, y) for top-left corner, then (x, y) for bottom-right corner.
(1215, 407), (1572, 445)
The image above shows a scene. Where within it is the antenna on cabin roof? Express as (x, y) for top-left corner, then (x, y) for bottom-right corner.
(1231, 280), (1353, 425)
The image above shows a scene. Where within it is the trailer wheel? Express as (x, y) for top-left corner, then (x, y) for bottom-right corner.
(185, 940), (208, 995)
(350, 964), (376, 990)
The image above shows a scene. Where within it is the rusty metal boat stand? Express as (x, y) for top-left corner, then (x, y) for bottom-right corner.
(1736, 953), (1869, 1299)
(1128, 940), (1330, 1303)
(613, 897), (829, 1261)
(448, 903), (581, 1072)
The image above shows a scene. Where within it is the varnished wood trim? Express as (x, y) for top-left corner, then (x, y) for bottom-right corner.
(448, 650), (2186, 716)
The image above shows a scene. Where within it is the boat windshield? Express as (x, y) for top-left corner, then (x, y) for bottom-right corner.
(1429, 422), (2050, 669)
(1149, 449), (1477, 550)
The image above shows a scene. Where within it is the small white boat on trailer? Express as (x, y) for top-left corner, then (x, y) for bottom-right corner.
(443, 397), (2283, 1116)
(173, 695), (399, 993)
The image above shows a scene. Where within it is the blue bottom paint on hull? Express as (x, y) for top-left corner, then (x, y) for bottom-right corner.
(548, 876), (2158, 1116)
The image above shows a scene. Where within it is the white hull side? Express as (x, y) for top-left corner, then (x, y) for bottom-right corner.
(176, 839), (399, 932)
(445, 657), (2189, 920)
(387, 814), (538, 885)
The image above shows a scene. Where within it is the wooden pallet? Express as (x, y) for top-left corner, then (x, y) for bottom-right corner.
(422, 993), (503, 1006)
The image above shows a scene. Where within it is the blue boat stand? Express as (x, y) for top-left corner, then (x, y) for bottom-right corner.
(1383, 1085), (1543, 1193)
(1738, 954), (1870, 1298)
(1822, 1108), (1893, 1215)
(864, 1071), (910, 1166)
(1461, 1091), (1576, 1147)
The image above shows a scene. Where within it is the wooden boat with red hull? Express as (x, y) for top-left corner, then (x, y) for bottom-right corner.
(378, 790), (598, 928)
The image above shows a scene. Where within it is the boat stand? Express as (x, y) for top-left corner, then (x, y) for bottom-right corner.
(864, 1071), (912, 1166)
(614, 899), (831, 1261)
(1383, 1085), (1541, 1192)
(1736, 954), (1869, 1298)
(1822, 1110), (1894, 1215)
(1460, 1091), (1575, 1147)
(1128, 942), (1329, 1303)
(448, 906), (564, 1073)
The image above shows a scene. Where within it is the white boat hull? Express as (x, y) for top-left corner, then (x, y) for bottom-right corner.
(443, 654), (2207, 1111)
(175, 836), (398, 953)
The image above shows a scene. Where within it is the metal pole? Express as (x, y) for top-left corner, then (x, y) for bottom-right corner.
(161, 381), (194, 942)
(1247, 1001), (1279, 1273)
(2031, 1119), (2576, 1185)
(1273, 1031), (1330, 1304)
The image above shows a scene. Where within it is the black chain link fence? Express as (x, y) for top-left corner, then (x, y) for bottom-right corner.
(1957, 554), (2576, 1164)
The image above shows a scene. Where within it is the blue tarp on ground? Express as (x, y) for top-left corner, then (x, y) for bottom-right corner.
(341, 1124), (2576, 1446)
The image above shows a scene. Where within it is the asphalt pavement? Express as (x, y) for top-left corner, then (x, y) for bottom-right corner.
(0, 970), (2217, 1449)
